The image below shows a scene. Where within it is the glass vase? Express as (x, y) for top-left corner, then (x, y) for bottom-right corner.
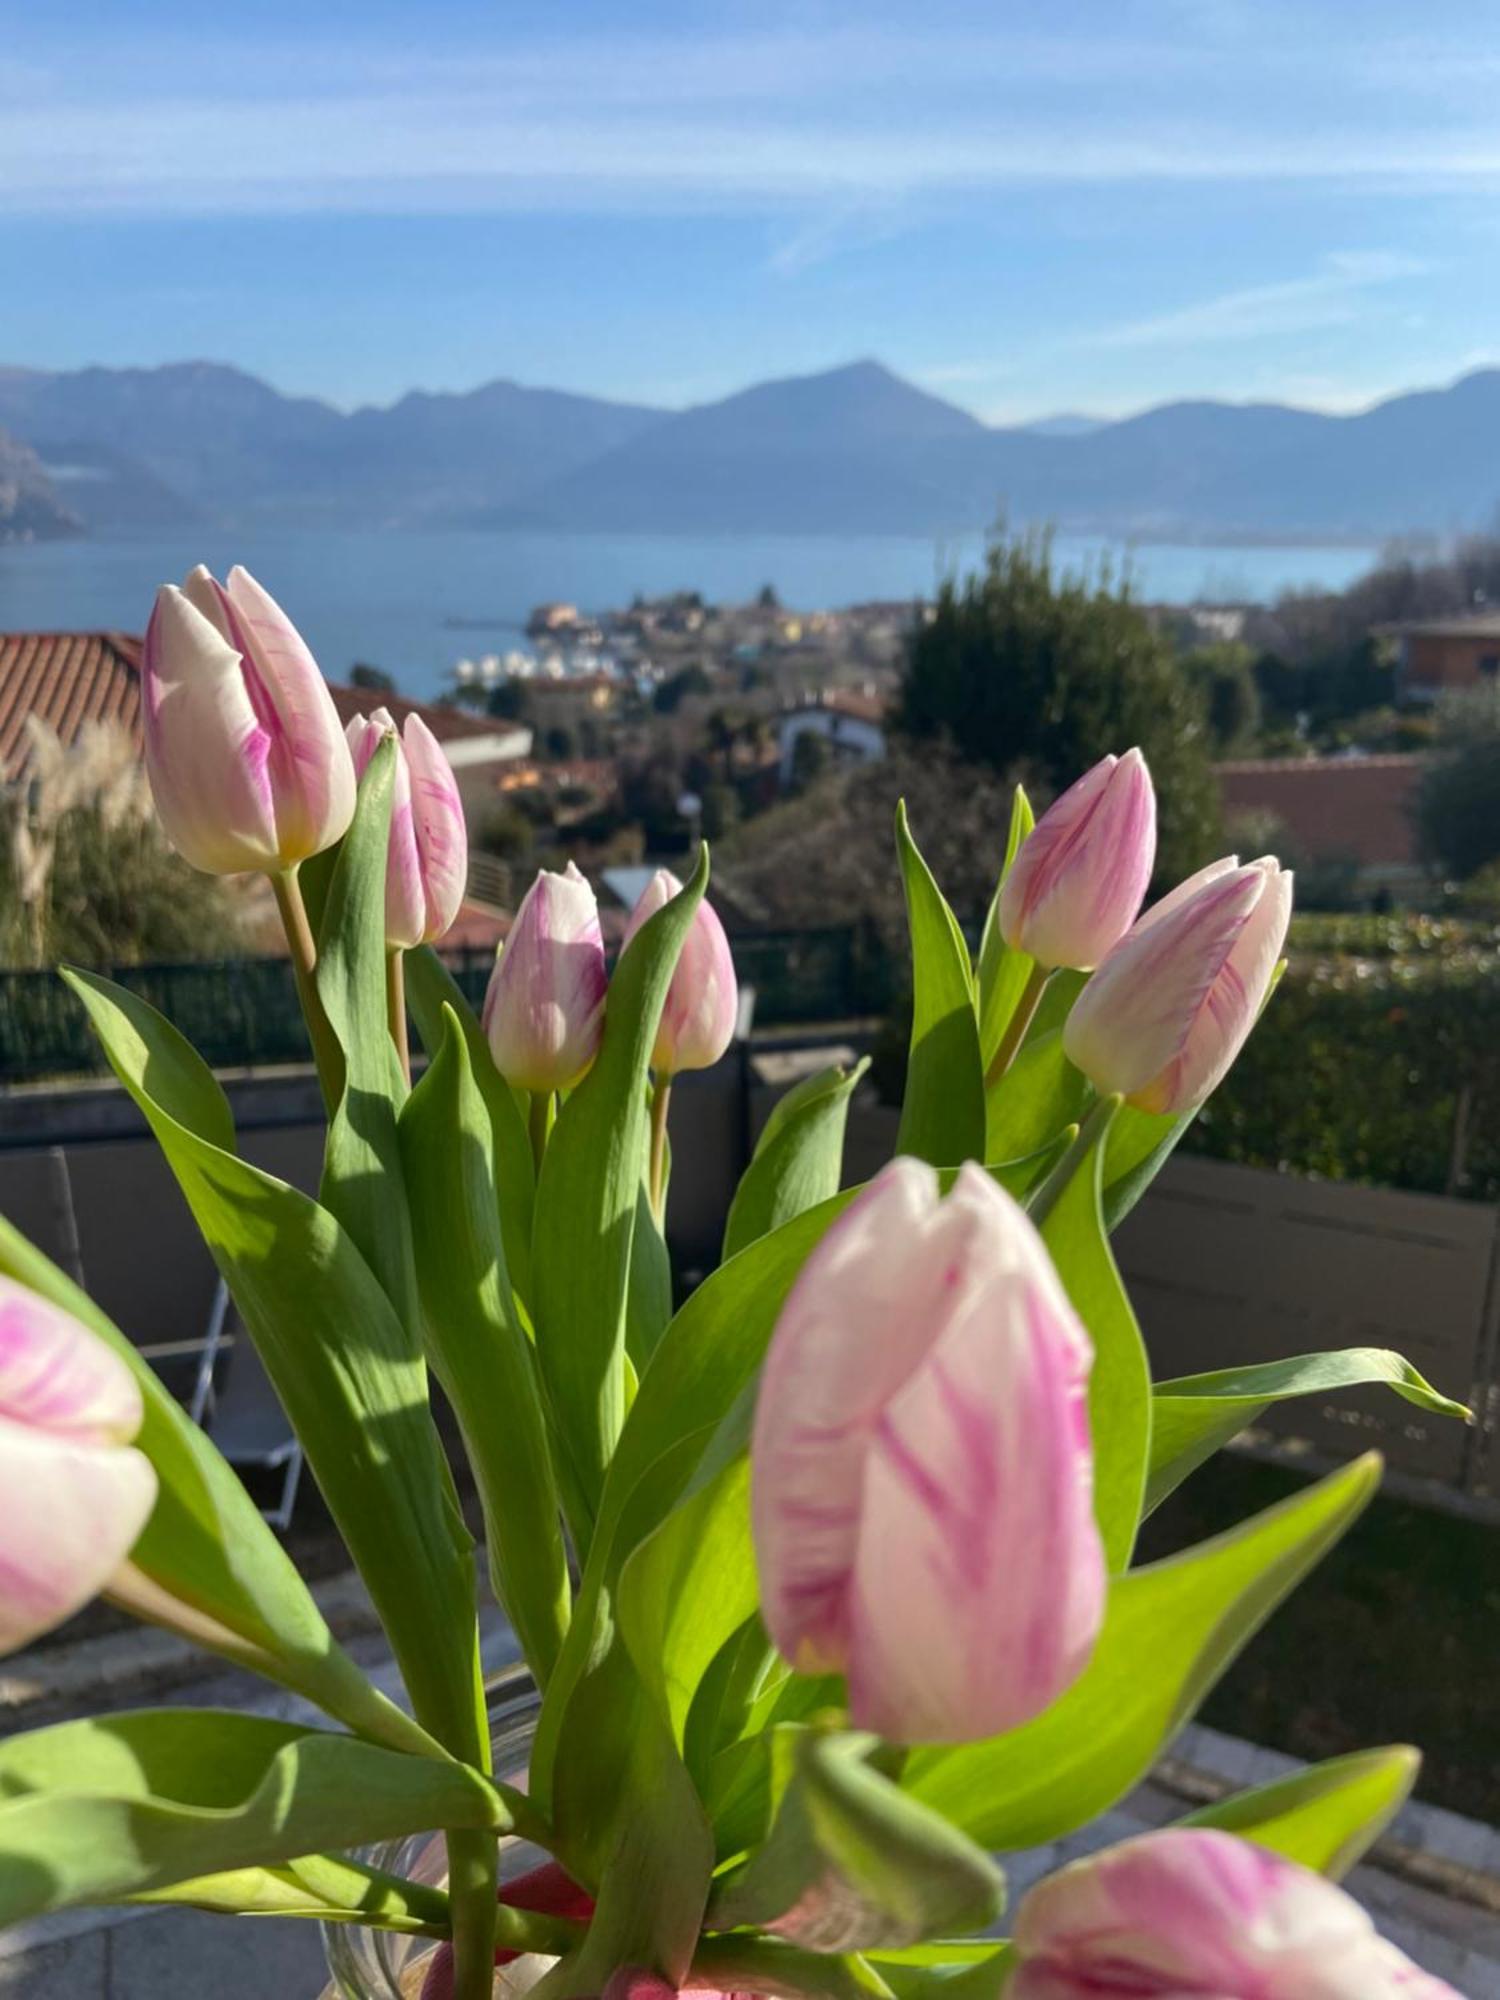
(320, 1666), (545, 2000)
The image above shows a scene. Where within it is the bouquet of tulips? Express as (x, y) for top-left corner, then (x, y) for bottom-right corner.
(0, 569), (1472, 1999)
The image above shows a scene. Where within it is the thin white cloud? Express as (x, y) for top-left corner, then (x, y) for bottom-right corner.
(764, 202), (915, 277)
(1077, 252), (1431, 351)
(5, 7), (1500, 221)
(8, 94), (1500, 219)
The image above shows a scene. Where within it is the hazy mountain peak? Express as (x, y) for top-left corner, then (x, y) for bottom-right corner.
(2, 356), (1497, 544)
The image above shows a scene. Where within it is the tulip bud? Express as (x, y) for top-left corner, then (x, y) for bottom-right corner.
(1063, 855), (1293, 1117)
(483, 863), (607, 1093)
(999, 749), (1156, 970)
(751, 1158), (1104, 1743)
(1012, 1828), (1459, 1998)
(346, 709), (468, 948)
(143, 565), (356, 876)
(0, 1279), (157, 1655)
(623, 868), (738, 1076)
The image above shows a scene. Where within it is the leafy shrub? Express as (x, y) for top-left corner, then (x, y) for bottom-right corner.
(1190, 923), (1500, 1198)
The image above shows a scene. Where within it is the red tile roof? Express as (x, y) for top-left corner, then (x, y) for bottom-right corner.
(0, 629), (498, 783)
(0, 632), (143, 781)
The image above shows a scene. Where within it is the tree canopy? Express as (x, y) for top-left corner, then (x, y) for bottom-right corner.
(897, 530), (1221, 881)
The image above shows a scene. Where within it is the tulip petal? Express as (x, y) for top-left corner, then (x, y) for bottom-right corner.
(1171, 859), (1293, 1109)
(347, 708), (427, 949)
(0, 1280), (143, 1445)
(751, 1159), (953, 1673)
(142, 586), (282, 874)
(1063, 864), (1265, 1109)
(1012, 1828), (1459, 1999)
(846, 1167), (1103, 1740)
(226, 567), (356, 862)
(484, 863), (607, 1092)
(403, 713), (468, 942)
(999, 750), (1156, 971)
(752, 1160), (1104, 1742)
(624, 869), (739, 1074)
(0, 1416), (157, 1654)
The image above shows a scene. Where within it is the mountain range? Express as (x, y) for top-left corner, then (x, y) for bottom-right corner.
(1, 357), (1497, 546)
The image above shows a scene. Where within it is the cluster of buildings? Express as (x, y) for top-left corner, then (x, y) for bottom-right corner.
(5, 597), (1500, 949)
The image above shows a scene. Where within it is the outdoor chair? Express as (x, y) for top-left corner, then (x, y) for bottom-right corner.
(188, 1277), (304, 1529)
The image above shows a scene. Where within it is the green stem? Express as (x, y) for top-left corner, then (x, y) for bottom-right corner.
(528, 1089), (553, 1176)
(648, 1075), (672, 1226)
(446, 1827), (499, 2000)
(272, 866), (344, 1115)
(387, 947), (411, 1088)
(1027, 1091), (1120, 1228)
(984, 960), (1051, 1090)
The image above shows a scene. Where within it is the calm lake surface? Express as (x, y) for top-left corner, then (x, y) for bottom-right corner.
(0, 529), (1378, 702)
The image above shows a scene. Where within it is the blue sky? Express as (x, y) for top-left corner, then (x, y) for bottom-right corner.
(3, 0), (1500, 422)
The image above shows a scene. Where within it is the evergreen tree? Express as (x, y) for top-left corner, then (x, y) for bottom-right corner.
(898, 529), (1221, 881)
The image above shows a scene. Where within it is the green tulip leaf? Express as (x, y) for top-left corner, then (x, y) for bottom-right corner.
(399, 1007), (572, 1687)
(985, 1014), (1090, 1164)
(547, 1635), (715, 1991)
(619, 1436), (757, 1748)
(692, 1935), (896, 2000)
(0, 1709), (511, 1926)
(1181, 1745), (1420, 1879)
(904, 1455), (1381, 1850)
(628, 1178), (675, 1372)
(405, 942), (535, 1305)
(314, 739), (419, 1333)
(1147, 1349), (1470, 1513)
(724, 1058), (870, 1263)
(1037, 1104), (1152, 1572)
(865, 1940), (1016, 2000)
(0, 1216), (422, 1754)
(1100, 1099), (1194, 1233)
(710, 1728), (1005, 1951)
(61, 968), (484, 1762)
(895, 802), (985, 1168)
(126, 1852), (452, 1936)
(530, 844), (710, 1547)
(975, 784), (1036, 1073)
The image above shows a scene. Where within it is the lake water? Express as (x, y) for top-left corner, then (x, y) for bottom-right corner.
(0, 528), (1378, 702)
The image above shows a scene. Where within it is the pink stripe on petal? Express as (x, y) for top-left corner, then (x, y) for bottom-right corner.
(1012, 1829), (1460, 1999)
(1064, 863), (1265, 1107)
(0, 1282), (143, 1444)
(484, 865), (607, 1090)
(142, 584), (282, 874)
(403, 714), (468, 942)
(226, 568), (355, 861)
(753, 1160), (1103, 1742)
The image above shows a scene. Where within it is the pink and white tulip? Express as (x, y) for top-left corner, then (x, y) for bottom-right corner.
(0, 1280), (157, 1656)
(483, 864), (607, 1093)
(623, 868), (738, 1076)
(1012, 1827), (1458, 1998)
(1063, 855), (1293, 1116)
(143, 565), (355, 876)
(999, 750), (1156, 971)
(345, 708), (468, 948)
(750, 1158), (1104, 1744)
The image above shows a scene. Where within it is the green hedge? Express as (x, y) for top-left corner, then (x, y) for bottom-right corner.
(1187, 922), (1500, 1200)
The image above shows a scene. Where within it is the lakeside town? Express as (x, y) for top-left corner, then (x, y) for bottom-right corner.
(382, 554), (1473, 936)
